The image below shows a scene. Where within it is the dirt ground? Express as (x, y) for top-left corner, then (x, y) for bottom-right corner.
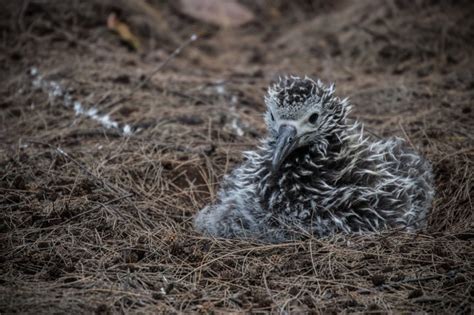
(1, 0), (473, 313)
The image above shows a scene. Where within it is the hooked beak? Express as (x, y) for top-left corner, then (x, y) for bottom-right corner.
(271, 124), (298, 173)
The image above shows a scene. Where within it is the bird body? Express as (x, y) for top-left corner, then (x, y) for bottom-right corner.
(195, 76), (434, 243)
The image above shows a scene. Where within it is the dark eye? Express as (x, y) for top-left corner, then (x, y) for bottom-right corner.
(270, 113), (275, 121)
(308, 113), (319, 124)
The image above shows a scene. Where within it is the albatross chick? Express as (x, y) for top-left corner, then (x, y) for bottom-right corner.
(195, 76), (434, 243)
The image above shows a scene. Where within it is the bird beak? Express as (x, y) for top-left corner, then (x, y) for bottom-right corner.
(272, 124), (298, 172)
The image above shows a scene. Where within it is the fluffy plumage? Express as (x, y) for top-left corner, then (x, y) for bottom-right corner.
(195, 76), (434, 243)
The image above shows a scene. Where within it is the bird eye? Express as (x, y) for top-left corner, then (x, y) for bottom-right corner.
(308, 113), (319, 124)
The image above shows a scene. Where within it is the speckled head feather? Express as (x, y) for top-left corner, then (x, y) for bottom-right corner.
(266, 76), (322, 119)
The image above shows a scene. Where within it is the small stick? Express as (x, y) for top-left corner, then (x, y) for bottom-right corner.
(27, 140), (127, 195)
(17, 0), (30, 32)
(103, 34), (198, 110)
(61, 193), (134, 225)
(437, 147), (474, 163)
(399, 121), (416, 150)
(400, 275), (443, 284)
(263, 271), (280, 312)
(412, 296), (443, 304)
(365, 126), (382, 139)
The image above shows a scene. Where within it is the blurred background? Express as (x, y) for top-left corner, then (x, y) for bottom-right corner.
(0, 0), (473, 313)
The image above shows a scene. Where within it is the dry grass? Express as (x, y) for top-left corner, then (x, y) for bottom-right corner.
(0, 0), (473, 313)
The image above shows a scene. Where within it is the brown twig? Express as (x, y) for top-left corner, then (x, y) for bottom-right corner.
(27, 140), (127, 195)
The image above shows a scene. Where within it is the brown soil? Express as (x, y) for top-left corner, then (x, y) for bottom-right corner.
(1, 0), (473, 313)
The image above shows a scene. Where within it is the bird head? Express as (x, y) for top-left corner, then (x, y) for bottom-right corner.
(264, 76), (351, 172)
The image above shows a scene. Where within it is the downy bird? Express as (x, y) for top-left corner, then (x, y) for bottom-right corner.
(195, 76), (434, 243)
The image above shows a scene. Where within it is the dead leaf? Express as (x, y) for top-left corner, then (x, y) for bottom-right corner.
(178, 0), (254, 27)
(107, 13), (141, 51)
